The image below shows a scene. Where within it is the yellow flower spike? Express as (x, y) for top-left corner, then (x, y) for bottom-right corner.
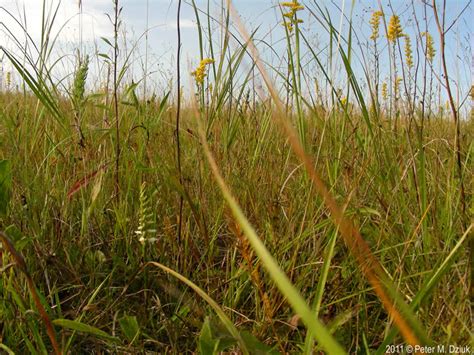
(369, 11), (383, 41)
(394, 76), (403, 97)
(281, 1), (304, 11)
(387, 15), (403, 43)
(421, 32), (435, 62)
(192, 58), (215, 85)
(382, 81), (388, 100)
(280, 0), (304, 32)
(404, 34), (413, 69)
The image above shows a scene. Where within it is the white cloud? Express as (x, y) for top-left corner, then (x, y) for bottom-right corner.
(164, 18), (197, 29)
(0, 0), (112, 45)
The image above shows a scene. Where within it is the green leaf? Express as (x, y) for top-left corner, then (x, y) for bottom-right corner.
(4, 225), (32, 252)
(199, 317), (219, 355)
(198, 317), (278, 354)
(198, 317), (237, 355)
(241, 332), (279, 354)
(119, 315), (140, 343)
(53, 319), (117, 342)
(100, 37), (113, 47)
(98, 53), (111, 61)
(1, 50), (65, 130)
(0, 160), (12, 215)
(147, 262), (249, 354)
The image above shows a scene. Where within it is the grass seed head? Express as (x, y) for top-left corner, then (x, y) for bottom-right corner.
(72, 55), (90, 108)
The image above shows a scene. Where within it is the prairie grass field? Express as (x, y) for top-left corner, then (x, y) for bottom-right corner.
(0, 0), (472, 353)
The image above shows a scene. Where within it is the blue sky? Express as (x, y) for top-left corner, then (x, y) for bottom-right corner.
(0, 0), (472, 103)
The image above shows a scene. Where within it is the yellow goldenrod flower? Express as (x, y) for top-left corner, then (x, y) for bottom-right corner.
(382, 81), (388, 100)
(421, 32), (435, 62)
(191, 58), (215, 85)
(369, 11), (383, 41)
(387, 15), (403, 43)
(404, 34), (413, 69)
(340, 96), (347, 107)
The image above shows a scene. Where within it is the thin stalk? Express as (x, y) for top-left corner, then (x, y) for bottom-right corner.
(432, 0), (466, 222)
(113, 0), (120, 196)
(143, 0), (149, 102)
(176, 0), (184, 244)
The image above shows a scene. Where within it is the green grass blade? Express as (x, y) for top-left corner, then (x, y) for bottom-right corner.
(146, 261), (249, 355)
(52, 319), (118, 342)
(303, 228), (338, 354)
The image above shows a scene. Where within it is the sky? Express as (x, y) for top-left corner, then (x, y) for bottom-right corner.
(0, 0), (472, 103)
